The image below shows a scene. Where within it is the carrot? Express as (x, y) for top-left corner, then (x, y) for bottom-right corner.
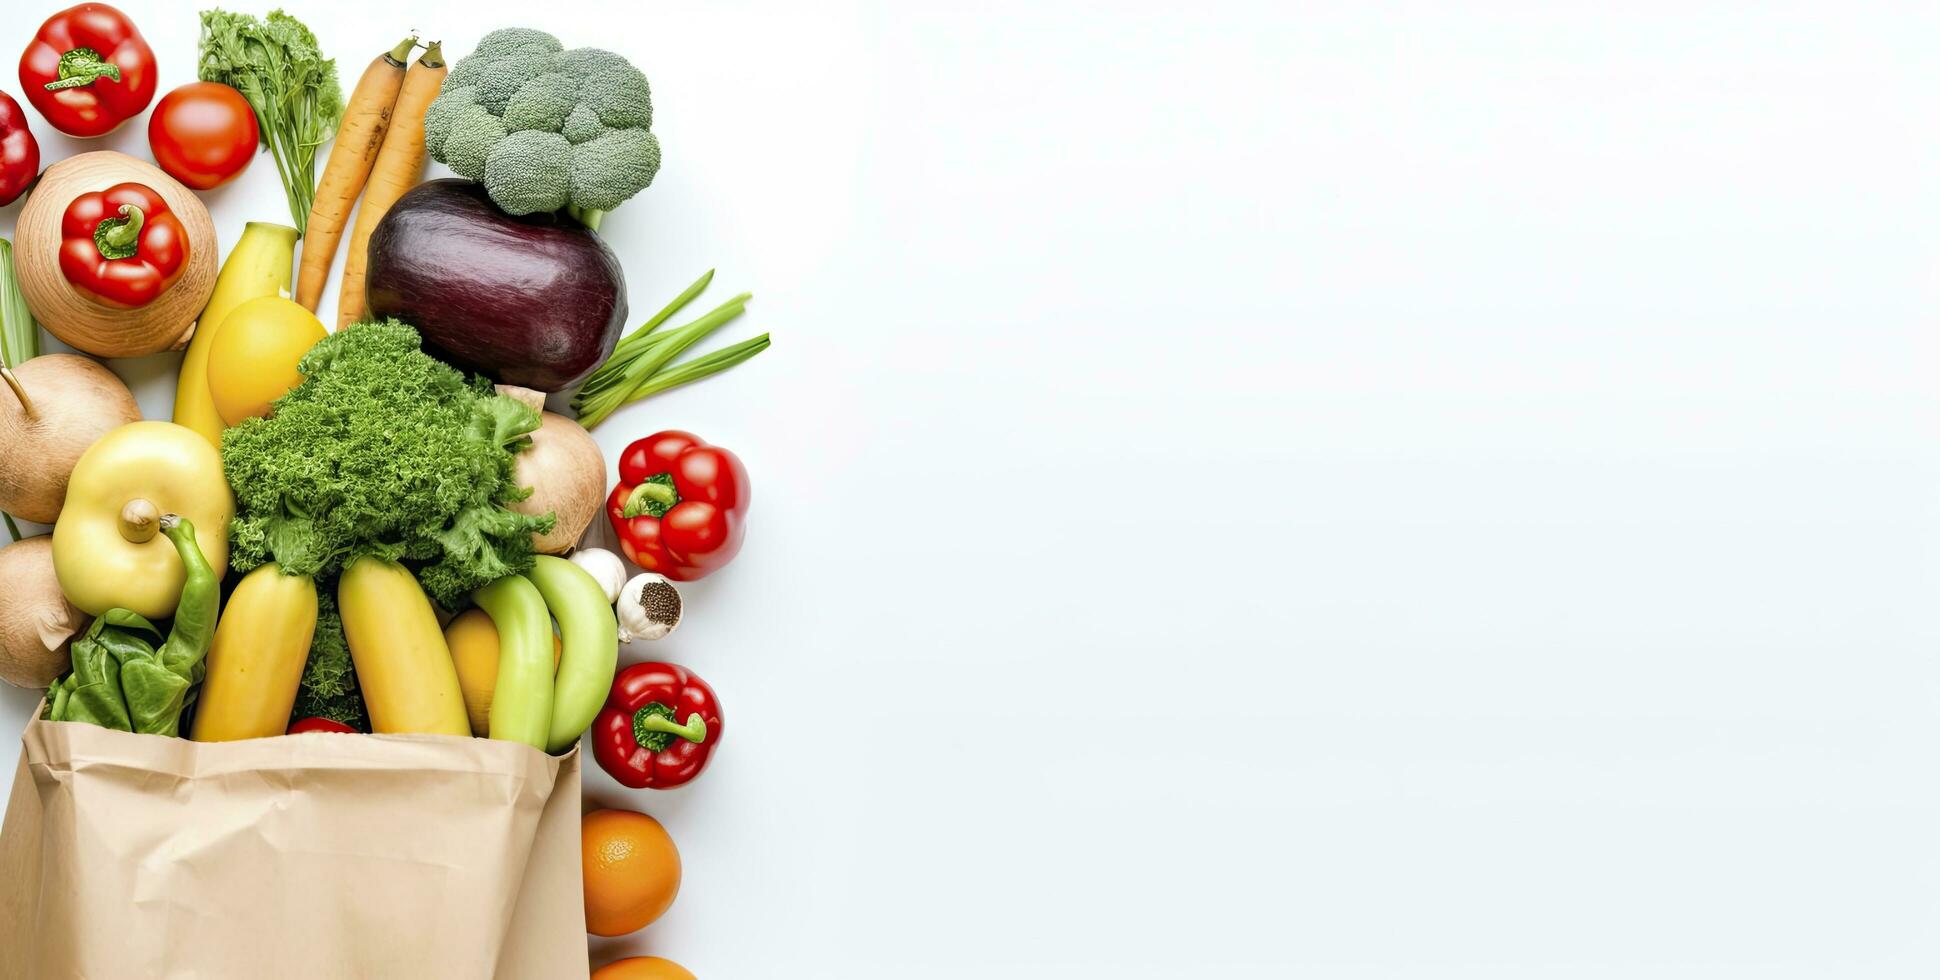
(295, 36), (416, 313)
(337, 42), (447, 329)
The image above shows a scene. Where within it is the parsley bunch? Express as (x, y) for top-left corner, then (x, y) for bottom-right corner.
(197, 9), (343, 234)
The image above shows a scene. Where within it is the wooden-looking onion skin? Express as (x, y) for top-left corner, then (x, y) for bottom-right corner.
(0, 354), (141, 524)
(14, 152), (219, 357)
(0, 536), (85, 688)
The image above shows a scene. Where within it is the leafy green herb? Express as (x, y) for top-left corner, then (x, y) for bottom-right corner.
(221, 319), (554, 609)
(571, 270), (769, 429)
(197, 9), (343, 235)
(291, 589), (367, 731)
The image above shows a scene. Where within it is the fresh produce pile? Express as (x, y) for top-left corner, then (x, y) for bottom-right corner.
(0, 7), (770, 973)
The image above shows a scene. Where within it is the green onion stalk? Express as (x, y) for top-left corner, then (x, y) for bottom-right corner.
(0, 239), (37, 541)
(571, 270), (771, 429)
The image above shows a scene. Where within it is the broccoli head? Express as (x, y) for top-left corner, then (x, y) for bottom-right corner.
(424, 28), (660, 229)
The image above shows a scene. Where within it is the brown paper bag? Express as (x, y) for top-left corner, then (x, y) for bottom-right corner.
(0, 715), (589, 979)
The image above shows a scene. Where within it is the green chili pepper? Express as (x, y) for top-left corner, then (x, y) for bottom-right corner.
(158, 517), (217, 664)
(44, 515), (220, 736)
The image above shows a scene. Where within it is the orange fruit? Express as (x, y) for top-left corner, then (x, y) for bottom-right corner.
(582, 809), (681, 936)
(592, 956), (697, 980)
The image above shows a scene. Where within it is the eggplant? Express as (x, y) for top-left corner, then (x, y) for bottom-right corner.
(365, 179), (627, 392)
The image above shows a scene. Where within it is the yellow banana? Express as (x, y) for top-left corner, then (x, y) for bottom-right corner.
(174, 222), (298, 448)
(338, 557), (471, 737)
(191, 563), (317, 741)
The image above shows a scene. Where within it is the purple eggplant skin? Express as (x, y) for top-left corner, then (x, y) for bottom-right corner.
(364, 179), (628, 392)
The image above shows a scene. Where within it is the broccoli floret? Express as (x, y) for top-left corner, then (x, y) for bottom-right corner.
(501, 72), (580, 133)
(443, 30), (552, 94)
(576, 57), (652, 129)
(570, 127), (660, 212)
(470, 27), (563, 61)
(425, 28), (661, 228)
(485, 130), (573, 214)
(422, 84), (477, 158)
(472, 51), (552, 113)
(547, 46), (623, 79)
(562, 105), (604, 144)
(441, 103), (507, 180)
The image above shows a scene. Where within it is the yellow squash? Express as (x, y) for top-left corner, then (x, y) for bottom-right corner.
(173, 222), (298, 447)
(191, 564), (317, 742)
(206, 296), (327, 425)
(338, 557), (471, 737)
(52, 421), (232, 618)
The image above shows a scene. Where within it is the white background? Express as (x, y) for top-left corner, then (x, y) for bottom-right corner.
(2, 1), (1936, 977)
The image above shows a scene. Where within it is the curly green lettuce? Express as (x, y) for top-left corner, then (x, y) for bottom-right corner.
(221, 319), (555, 609)
(290, 589), (367, 731)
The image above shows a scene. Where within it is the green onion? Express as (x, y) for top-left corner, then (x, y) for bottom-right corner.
(621, 334), (771, 405)
(0, 239), (38, 369)
(579, 269), (715, 399)
(573, 297), (748, 427)
(572, 273), (769, 430)
(0, 239), (37, 541)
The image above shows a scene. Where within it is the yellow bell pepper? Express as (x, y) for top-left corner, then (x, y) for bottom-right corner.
(173, 222), (298, 448)
(52, 421), (233, 618)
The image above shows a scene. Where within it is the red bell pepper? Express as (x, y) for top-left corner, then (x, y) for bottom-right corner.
(592, 662), (723, 790)
(287, 717), (356, 735)
(606, 431), (750, 581)
(18, 3), (157, 138)
(58, 182), (189, 308)
(0, 93), (39, 206)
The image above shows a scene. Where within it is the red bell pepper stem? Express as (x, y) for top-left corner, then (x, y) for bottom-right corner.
(621, 480), (678, 518)
(633, 706), (707, 748)
(20, 5), (157, 138)
(94, 204), (143, 260)
(44, 47), (122, 90)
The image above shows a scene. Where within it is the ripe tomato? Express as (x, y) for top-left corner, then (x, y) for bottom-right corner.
(148, 82), (257, 189)
(287, 717), (356, 735)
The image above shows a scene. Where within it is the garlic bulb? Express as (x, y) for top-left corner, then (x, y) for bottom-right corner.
(617, 572), (683, 642)
(569, 548), (627, 605)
